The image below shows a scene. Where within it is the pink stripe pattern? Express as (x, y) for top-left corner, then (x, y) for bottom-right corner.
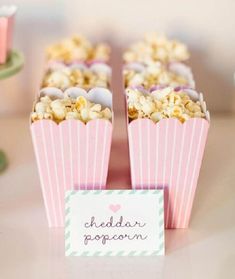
(31, 119), (112, 227)
(128, 118), (209, 228)
(0, 14), (14, 64)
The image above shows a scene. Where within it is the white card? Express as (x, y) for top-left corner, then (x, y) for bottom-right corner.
(65, 190), (164, 256)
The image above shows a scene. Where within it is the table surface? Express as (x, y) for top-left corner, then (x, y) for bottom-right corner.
(0, 114), (235, 279)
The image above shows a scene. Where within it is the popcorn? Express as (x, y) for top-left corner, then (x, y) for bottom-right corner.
(102, 107), (112, 119)
(91, 103), (102, 112)
(31, 112), (53, 122)
(42, 69), (71, 90)
(152, 86), (172, 100)
(150, 112), (165, 122)
(35, 102), (49, 113)
(126, 87), (205, 123)
(124, 62), (189, 89)
(31, 96), (112, 124)
(65, 111), (80, 120)
(46, 35), (110, 63)
(128, 107), (138, 119)
(89, 110), (102, 120)
(93, 43), (110, 62)
(51, 100), (67, 121)
(75, 96), (88, 110)
(40, 95), (52, 104)
(42, 67), (110, 90)
(123, 33), (189, 64)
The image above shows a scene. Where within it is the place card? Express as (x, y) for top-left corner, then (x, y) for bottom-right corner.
(65, 189), (164, 256)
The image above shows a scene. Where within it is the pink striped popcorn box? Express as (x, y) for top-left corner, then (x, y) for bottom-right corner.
(0, 5), (17, 64)
(30, 87), (113, 227)
(127, 89), (210, 228)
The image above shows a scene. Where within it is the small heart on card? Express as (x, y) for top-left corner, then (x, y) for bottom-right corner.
(109, 204), (121, 213)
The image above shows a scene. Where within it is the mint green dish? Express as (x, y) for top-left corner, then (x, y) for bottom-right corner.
(0, 50), (24, 80)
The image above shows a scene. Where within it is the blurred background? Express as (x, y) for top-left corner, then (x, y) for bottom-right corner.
(0, 0), (235, 116)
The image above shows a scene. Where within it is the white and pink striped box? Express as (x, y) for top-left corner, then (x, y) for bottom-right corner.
(127, 91), (210, 229)
(0, 5), (17, 64)
(31, 87), (113, 227)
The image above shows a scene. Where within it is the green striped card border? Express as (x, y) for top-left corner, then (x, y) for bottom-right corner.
(65, 190), (165, 257)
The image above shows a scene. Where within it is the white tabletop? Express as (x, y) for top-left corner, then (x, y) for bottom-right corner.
(0, 114), (235, 279)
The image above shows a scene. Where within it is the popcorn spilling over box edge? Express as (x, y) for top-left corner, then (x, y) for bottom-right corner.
(30, 36), (113, 227)
(41, 62), (111, 91)
(123, 62), (195, 90)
